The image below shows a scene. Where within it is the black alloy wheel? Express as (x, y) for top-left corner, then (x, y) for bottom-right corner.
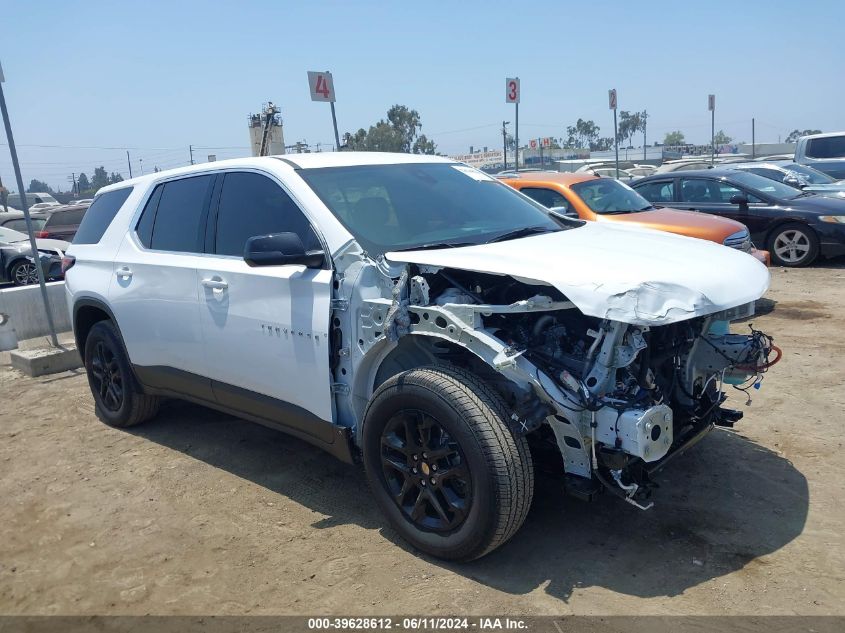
(90, 340), (124, 412)
(380, 409), (472, 533)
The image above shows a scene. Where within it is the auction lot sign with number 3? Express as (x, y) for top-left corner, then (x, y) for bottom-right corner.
(505, 77), (520, 103)
(308, 71), (336, 102)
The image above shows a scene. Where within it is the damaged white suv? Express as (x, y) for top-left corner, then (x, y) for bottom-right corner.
(65, 153), (778, 561)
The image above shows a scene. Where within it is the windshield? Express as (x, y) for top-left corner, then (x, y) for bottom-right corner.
(570, 178), (653, 214)
(728, 170), (805, 199)
(298, 163), (563, 255)
(783, 164), (835, 184)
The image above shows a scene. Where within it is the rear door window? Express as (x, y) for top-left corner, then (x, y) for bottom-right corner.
(73, 188), (132, 244)
(47, 208), (87, 227)
(213, 171), (320, 257)
(141, 175), (215, 253)
(806, 136), (845, 159)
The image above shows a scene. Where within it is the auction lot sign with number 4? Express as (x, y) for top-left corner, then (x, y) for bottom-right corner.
(308, 71), (336, 102)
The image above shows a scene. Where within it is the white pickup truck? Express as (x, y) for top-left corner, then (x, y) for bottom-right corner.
(794, 132), (845, 180)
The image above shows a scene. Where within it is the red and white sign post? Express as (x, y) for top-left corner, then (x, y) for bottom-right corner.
(609, 88), (619, 179)
(307, 71), (341, 150)
(506, 78), (520, 171)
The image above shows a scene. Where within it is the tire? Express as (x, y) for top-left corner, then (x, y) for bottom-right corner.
(9, 260), (38, 286)
(362, 365), (533, 561)
(768, 222), (819, 267)
(83, 320), (160, 428)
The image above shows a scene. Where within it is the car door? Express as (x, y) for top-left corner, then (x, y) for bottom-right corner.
(197, 170), (334, 424)
(109, 174), (217, 399)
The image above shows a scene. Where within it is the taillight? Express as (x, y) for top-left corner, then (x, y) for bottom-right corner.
(35, 230), (49, 238)
(61, 255), (76, 274)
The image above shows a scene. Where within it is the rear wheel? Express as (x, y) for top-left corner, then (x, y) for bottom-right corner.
(10, 260), (38, 286)
(83, 321), (160, 427)
(362, 366), (533, 561)
(768, 223), (819, 267)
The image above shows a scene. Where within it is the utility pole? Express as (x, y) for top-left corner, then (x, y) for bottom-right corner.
(0, 61), (59, 347)
(126, 151), (132, 178)
(502, 121), (510, 171)
(643, 110), (648, 161)
(139, 158), (144, 175)
(190, 145), (194, 165)
(709, 94), (716, 165)
(752, 118), (756, 159)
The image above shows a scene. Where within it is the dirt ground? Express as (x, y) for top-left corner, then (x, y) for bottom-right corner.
(1, 261), (844, 616)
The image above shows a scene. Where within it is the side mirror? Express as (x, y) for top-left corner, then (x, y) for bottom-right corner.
(244, 232), (324, 268)
(783, 176), (805, 189)
(729, 193), (749, 206)
(549, 206), (579, 220)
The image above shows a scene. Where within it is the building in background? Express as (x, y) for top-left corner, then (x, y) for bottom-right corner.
(248, 102), (286, 156)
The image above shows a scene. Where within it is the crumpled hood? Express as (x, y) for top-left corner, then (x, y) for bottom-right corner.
(387, 222), (770, 326)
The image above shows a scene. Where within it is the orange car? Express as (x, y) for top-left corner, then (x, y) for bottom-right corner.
(502, 172), (770, 265)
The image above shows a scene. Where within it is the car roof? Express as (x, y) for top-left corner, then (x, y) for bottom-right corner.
(800, 131), (845, 140)
(640, 169), (738, 179)
(724, 162), (786, 170)
(96, 152), (458, 194)
(0, 210), (49, 220)
(501, 171), (599, 185)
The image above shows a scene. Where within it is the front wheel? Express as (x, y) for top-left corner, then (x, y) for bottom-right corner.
(362, 366), (534, 561)
(768, 223), (819, 267)
(10, 260), (39, 286)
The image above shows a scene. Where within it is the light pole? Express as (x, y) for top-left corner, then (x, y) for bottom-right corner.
(502, 120), (510, 171)
(0, 61), (59, 347)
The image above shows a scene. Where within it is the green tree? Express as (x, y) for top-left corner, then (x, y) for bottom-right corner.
(617, 111), (644, 148)
(785, 128), (822, 143)
(108, 172), (124, 184)
(713, 130), (733, 145)
(343, 104), (437, 154)
(564, 119), (601, 149)
(27, 179), (54, 193)
(77, 173), (91, 192)
(664, 130), (686, 146)
(91, 166), (110, 191)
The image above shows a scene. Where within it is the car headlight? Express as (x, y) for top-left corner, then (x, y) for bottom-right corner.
(723, 229), (751, 251)
(819, 216), (845, 224)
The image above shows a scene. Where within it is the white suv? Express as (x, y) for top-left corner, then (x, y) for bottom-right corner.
(65, 153), (777, 560)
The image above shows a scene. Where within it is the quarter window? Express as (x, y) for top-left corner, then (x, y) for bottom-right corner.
(214, 172), (319, 257)
(73, 188), (132, 244)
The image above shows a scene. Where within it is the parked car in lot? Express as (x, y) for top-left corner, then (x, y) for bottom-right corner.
(632, 169), (845, 266)
(65, 154), (776, 560)
(725, 161), (845, 199)
(502, 172), (769, 265)
(33, 204), (88, 241)
(0, 225), (68, 285)
(6, 192), (61, 209)
(655, 160), (713, 173)
(0, 210), (49, 233)
(794, 131), (845, 180)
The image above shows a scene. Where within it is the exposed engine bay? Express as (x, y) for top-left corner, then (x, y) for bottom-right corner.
(336, 263), (780, 510)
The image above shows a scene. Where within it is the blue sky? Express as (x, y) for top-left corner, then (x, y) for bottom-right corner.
(1, 0), (843, 191)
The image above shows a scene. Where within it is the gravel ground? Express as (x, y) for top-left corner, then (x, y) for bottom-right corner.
(1, 261), (843, 616)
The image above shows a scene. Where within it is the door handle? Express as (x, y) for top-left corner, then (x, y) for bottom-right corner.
(201, 277), (228, 292)
(116, 266), (133, 279)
